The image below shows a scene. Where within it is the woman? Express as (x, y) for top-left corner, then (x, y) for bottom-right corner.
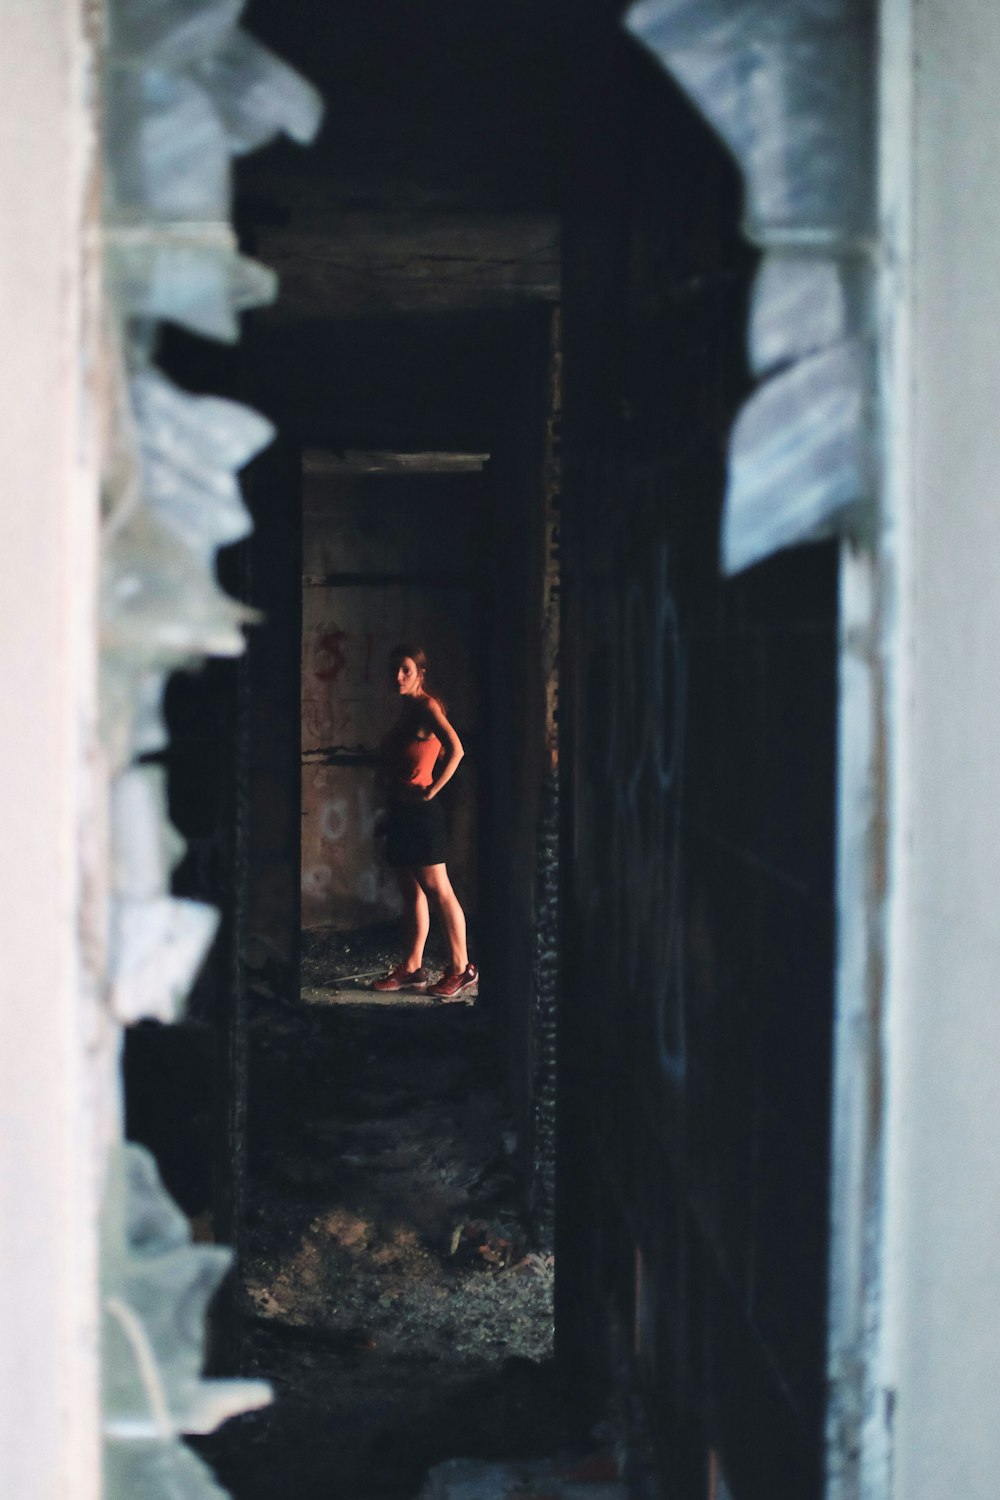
(373, 645), (478, 1000)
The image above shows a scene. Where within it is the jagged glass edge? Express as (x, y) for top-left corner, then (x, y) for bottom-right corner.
(625, 0), (878, 574)
(99, 3), (321, 1494)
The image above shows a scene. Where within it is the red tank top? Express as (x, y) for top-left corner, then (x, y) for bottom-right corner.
(383, 709), (442, 790)
(395, 733), (441, 789)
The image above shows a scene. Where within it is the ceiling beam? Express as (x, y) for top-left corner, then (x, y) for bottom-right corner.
(251, 211), (560, 318)
(303, 448), (489, 474)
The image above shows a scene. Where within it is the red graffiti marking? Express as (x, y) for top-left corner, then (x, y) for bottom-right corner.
(315, 629), (349, 683)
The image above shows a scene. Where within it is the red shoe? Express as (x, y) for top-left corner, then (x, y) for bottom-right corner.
(371, 964), (431, 992)
(427, 963), (479, 1000)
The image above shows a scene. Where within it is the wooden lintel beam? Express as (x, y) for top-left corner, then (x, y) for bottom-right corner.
(303, 448), (489, 474)
(254, 212), (560, 317)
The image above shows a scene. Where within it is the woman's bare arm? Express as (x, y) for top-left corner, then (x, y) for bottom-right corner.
(423, 697), (464, 799)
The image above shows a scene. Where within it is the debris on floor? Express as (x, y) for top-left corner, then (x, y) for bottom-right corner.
(196, 925), (582, 1500)
(417, 1451), (628, 1500)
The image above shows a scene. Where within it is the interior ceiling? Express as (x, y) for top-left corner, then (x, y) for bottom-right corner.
(236, 0), (626, 320)
(241, 0), (617, 208)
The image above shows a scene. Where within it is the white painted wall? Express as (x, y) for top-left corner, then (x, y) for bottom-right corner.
(0, 1), (105, 1494)
(880, 0), (1000, 1492)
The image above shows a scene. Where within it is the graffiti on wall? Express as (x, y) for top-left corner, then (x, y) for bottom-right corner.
(301, 623), (381, 751)
(582, 540), (687, 1086)
(313, 628), (350, 684)
(301, 773), (404, 925)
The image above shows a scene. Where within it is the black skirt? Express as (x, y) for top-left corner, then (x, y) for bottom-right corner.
(383, 796), (448, 868)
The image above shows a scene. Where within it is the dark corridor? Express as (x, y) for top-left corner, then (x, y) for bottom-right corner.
(123, 6), (839, 1499)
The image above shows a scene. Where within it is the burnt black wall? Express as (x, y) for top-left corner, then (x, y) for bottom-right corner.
(557, 33), (837, 1500)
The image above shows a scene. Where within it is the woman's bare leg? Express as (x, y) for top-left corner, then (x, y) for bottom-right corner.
(396, 868), (429, 970)
(417, 864), (468, 972)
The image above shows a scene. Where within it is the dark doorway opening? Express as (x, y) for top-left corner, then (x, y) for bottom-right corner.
(207, 438), (564, 1499)
(122, 6), (840, 1499)
(183, 291), (568, 1496)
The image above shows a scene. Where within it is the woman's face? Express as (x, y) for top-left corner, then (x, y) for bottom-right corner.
(395, 656), (423, 697)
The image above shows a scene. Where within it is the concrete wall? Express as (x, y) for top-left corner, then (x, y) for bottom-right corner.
(879, 1), (1000, 1493)
(0, 1), (104, 1491)
(300, 465), (483, 930)
(244, 435), (305, 988)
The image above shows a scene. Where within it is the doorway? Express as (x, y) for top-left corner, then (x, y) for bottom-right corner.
(298, 450), (487, 940)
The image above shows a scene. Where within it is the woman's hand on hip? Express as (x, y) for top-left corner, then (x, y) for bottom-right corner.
(394, 783), (423, 805)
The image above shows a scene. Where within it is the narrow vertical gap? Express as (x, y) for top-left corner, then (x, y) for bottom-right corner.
(529, 308), (562, 1244)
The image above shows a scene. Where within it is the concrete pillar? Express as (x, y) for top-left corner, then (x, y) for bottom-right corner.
(0, 1), (105, 1493)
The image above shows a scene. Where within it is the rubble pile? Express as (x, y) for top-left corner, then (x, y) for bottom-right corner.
(198, 928), (566, 1499)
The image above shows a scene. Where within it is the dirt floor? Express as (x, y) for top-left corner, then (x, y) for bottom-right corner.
(196, 927), (582, 1500)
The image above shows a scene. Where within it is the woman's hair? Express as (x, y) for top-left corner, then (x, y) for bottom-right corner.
(389, 643), (445, 710)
